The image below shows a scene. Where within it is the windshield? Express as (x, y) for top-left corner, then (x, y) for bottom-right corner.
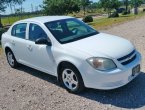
(45, 18), (99, 44)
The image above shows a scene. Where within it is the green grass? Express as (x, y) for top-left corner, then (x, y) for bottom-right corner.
(2, 14), (43, 26)
(89, 12), (145, 30)
(2, 12), (145, 30)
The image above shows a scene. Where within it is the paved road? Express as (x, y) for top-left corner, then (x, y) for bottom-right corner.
(0, 16), (145, 110)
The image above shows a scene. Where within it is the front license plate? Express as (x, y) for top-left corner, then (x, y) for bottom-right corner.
(132, 65), (140, 76)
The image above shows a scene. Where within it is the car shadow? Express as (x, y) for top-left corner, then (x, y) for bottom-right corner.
(16, 65), (145, 109)
(16, 65), (58, 85)
(80, 72), (145, 109)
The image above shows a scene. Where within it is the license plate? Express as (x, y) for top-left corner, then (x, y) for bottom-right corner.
(132, 65), (140, 76)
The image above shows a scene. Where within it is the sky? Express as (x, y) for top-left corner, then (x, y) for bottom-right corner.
(3, 0), (98, 15)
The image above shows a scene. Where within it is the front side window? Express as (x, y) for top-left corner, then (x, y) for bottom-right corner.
(45, 18), (99, 44)
(29, 23), (48, 41)
(11, 23), (27, 39)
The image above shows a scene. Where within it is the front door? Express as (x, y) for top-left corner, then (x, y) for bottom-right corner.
(26, 23), (56, 75)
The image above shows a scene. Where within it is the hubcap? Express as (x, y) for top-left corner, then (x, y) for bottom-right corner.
(62, 69), (78, 90)
(7, 52), (14, 66)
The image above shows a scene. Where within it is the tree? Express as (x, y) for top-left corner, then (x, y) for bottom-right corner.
(43, 0), (80, 15)
(87, 2), (101, 13)
(0, 0), (26, 27)
(124, 0), (129, 12)
(5, 0), (25, 14)
(0, 0), (7, 27)
(130, 0), (144, 14)
(13, 0), (25, 14)
(6, 0), (13, 14)
(64, 0), (80, 14)
(100, 0), (121, 17)
(80, 0), (91, 15)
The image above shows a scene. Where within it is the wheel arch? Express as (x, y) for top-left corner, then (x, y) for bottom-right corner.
(5, 46), (12, 54)
(4, 46), (17, 61)
(3, 42), (13, 55)
(57, 61), (83, 82)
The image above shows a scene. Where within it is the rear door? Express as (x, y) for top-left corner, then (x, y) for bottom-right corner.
(11, 23), (29, 64)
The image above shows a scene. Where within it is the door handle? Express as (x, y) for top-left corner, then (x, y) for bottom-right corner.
(27, 45), (33, 51)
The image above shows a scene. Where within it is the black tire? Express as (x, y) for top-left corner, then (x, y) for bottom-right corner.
(6, 50), (18, 68)
(59, 64), (85, 94)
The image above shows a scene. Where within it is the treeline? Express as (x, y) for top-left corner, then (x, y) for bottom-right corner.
(42, 0), (145, 17)
(1, 0), (145, 26)
(42, 0), (92, 16)
(97, 0), (145, 16)
(0, 0), (26, 27)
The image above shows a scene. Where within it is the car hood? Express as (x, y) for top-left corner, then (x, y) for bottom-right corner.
(63, 33), (134, 59)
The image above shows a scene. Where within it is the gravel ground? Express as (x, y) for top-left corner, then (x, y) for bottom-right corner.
(1, 17), (145, 110)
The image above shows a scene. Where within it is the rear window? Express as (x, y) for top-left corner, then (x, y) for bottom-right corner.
(11, 23), (27, 39)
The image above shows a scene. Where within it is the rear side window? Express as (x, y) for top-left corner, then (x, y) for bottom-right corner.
(29, 23), (47, 41)
(11, 23), (27, 39)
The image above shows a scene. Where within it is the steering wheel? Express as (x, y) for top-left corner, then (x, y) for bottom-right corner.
(71, 28), (79, 35)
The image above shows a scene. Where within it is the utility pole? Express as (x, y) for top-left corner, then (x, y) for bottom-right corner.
(21, 4), (23, 13)
(13, 5), (16, 14)
(35, 6), (38, 12)
(31, 4), (33, 12)
(10, 3), (13, 14)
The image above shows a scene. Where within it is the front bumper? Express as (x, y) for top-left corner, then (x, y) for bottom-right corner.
(80, 52), (141, 90)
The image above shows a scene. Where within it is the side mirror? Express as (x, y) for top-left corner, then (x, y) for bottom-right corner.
(35, 38), (52, 46)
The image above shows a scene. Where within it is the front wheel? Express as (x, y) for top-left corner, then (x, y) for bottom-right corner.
(6, 50), (18, 68)
(60, 64), (85, 94)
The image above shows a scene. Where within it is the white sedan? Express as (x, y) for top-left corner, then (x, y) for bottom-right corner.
(1, 16), (141, 93)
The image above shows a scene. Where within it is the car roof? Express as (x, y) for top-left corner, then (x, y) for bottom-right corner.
(16, 16), (74, 24)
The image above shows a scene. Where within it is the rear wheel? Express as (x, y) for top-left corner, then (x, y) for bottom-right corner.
(60, 64), (85, 94)
(6, 50), (18, 68)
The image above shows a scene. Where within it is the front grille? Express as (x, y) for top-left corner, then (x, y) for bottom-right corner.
(117, 50), (136, 65)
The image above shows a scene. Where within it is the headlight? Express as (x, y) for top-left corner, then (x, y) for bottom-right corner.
(87, 57), (117, 71)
